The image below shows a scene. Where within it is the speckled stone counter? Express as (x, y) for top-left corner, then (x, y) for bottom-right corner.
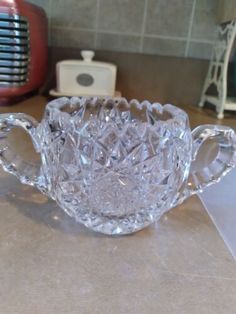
(0, 96), (236, 314)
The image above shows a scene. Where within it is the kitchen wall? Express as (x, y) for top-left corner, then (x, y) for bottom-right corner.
(29, 0), (218, 59)
(217, 0), (236, 23)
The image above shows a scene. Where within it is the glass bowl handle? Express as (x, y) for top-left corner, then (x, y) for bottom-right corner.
(0, 113), (46, 191)
(174, 124), (236, 207)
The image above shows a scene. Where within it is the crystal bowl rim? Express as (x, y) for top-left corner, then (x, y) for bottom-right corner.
(46, 96), (189, 126)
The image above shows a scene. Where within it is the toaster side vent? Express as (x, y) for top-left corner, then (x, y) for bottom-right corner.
(0, 13), (30, 87)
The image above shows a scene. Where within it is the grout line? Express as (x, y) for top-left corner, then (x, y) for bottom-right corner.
(190, 38), (215, 44)
(51, 22), (214, 47)
(94, 0), (100, 49)
(139, 0), (149, 53)
(185, 0), (197, 57)
(144, 34), (187, 41)
(51, 26), (141, 36)
(52, 26), (96, 33)
(51, 25), (188, 41)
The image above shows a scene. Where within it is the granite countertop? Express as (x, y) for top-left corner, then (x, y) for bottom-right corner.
(0, 96), (236, 314)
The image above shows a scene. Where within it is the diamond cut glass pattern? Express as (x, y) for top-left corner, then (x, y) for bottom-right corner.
(0, 97), (235, 235)
(37, 97), (193, 234)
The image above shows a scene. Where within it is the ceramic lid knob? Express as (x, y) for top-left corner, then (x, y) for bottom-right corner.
(81, 50), (95, 62)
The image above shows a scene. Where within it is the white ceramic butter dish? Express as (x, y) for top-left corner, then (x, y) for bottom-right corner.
(50, 50), (121, 97)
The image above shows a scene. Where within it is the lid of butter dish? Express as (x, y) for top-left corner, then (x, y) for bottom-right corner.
(55, 50), (117, 97)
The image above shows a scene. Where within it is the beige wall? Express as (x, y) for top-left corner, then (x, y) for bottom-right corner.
(217, 0), (236, 23)
(29, 0), (218, 60)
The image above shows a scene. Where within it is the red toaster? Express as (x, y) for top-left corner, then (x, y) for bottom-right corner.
(0, 0), (48, 105)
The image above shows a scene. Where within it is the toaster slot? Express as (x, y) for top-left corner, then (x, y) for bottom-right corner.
(0, 52), (29, 61)
(0, 37), (29, 45)
(0, 13), (28, 22)
(0, 59), (29, 67)
(0, 67), (28, 75)
(0, 81), (26, 87)
(0, 45), (29, 54)
(0, 29), (28, 38)
(0, 21), (28, 30)
(0, 73), (28, 81)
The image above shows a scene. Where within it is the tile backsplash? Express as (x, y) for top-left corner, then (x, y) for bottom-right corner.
(28, 0), (218, 59)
